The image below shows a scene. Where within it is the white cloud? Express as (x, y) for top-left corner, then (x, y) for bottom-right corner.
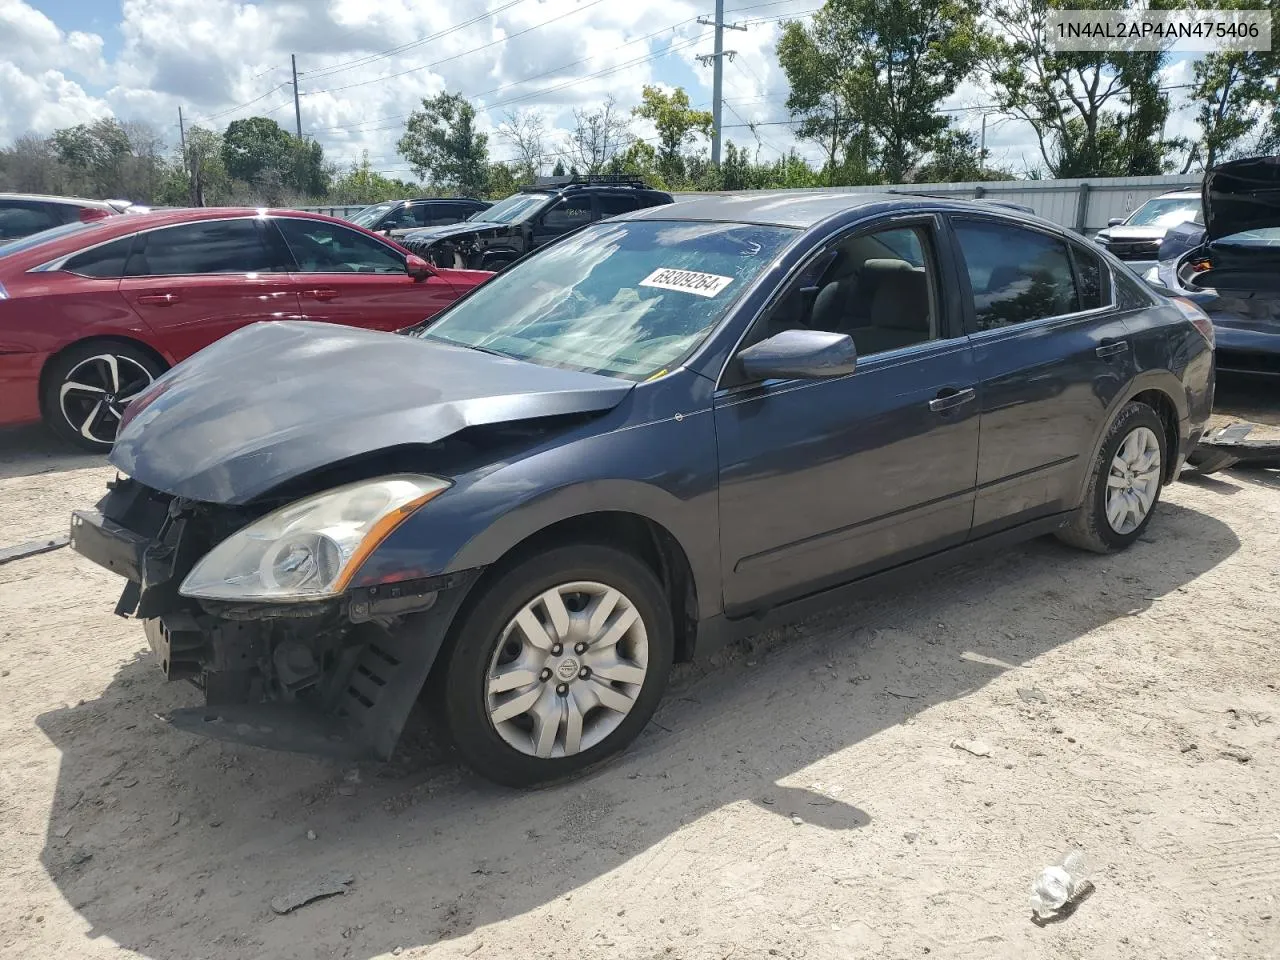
(0, 0), (1211, 181)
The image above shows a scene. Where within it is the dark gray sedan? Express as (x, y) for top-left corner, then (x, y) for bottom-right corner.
(69, 191), (1215, 786)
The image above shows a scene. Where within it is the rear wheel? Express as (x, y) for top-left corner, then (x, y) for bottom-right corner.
(1057, 401), (1167, 553)
(436, 544), (673, 787)
(42, 341), (165, 452)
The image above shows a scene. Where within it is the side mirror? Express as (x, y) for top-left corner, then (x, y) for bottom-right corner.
(405, 254), (434, 281)
(1108, 217), (1125, 227)
(737, 329), (857, 382)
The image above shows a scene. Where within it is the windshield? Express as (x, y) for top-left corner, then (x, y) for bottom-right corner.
(1127, 197), (1202, 228)
(473, 192), (550, 224)
(418, 219), (796, 380)
(349, 202), (396, 227)
(0, 220), (97, 259)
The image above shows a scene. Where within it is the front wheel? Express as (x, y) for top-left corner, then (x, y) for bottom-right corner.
(437, 544), (673, 787)
(1057, 401), (1167, 553)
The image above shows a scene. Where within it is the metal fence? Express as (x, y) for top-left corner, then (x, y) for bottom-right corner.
(675, 174), (1199, 236)
(302, 174), (1199, 235)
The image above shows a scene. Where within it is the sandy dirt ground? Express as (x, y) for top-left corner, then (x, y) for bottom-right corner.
(1, 389), (1278, 960)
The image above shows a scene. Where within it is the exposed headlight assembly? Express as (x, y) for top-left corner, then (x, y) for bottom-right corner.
(180, 474), (450, 602)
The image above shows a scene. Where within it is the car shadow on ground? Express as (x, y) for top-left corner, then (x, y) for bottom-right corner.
(35, 500), (1237, 960)
(0, 425), (105, 482)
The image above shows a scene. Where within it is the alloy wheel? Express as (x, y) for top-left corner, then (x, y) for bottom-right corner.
(58, 353), (154, 445)
(485, 581), (649, 759)
(1105, 425), (1162, 535)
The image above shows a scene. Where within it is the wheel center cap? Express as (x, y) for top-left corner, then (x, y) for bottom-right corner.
(555, 657), (580, 682)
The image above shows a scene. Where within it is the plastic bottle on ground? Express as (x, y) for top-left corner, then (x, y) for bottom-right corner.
(1029, 849), (1088, 919)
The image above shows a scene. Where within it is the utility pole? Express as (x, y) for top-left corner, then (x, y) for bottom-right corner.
(979, 113), (987, 170)
(291, 54), (303, 138)
(697, 0), (747, 167)
(178, 105), (187, 158)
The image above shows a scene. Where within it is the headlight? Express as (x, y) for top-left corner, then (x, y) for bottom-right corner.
(1143, 266), (1160, 283)
(180, 474), (450, 602)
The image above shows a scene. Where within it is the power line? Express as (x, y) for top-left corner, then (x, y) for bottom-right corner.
(307, 15), (709, 135)
(193, 82), (290, 124)
(299, 0), (530, 81)
(302, 0), (613, 97)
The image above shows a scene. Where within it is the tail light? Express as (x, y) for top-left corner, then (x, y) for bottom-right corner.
(78, 207), (111, 223)
(1172, 296), (1215, 348)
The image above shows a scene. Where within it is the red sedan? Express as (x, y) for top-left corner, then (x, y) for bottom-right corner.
(0, 208), (492, 449)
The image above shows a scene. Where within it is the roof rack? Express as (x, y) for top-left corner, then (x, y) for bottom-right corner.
(524, 174), (650, 191)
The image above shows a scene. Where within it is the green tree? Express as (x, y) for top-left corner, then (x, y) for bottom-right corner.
(982, 0), (1178, 177)
(397, 92), (489, 195)
(913, 128), (1016, 182)
(1187, 0), (1280, 169)
(631, 86), (713, 185)
(607, 139), (668, 189)
(551, 158), (567, 177)
(221, 116), (294, 183)
(486, 161), (521, 199)
(330, 151), (420, 204)
(566, 96), (631, 174)
(778, 17), (870, 183)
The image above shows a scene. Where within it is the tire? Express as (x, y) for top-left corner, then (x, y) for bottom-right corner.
(42, 340), (166, 452)
(1056, 401), (1168, 554)
(436, 544), (674, 788)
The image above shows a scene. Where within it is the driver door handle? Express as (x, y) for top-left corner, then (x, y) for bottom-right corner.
(1096, 340), (1130, 359)
(303, 288), (340, 301)
(928, 386), (976, 412)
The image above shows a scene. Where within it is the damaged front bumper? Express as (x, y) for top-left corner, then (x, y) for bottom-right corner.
(69, 478), (478, 761)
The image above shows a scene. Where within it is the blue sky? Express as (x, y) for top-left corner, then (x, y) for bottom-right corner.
(1, 0), (1205, 180)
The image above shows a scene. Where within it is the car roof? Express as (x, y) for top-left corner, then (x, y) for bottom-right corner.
(1153, 190), (1201, 200)
(623, 191), (1068, 232)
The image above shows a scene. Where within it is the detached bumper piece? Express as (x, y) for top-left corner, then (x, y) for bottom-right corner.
(1186, 422), (1280, 474)
(69, 478), (480, 762)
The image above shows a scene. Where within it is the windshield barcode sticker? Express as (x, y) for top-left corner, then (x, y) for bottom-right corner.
(639, 268), (734, 298)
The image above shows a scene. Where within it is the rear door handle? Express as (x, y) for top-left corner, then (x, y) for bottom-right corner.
(928, 386), (976, 413)
(304, 288), (340, 301)
(1096, 340), (1130, 359)
(136, 292), (179, 306)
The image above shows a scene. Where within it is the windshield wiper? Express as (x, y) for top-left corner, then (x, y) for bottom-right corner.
(420, 333), (512, 360)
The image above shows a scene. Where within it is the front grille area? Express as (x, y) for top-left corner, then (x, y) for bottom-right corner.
(1105, 239), (1161, 260)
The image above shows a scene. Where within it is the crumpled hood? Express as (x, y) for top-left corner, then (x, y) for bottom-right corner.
(111, 321), (632, 505)
(401, 221), (507, 244)
(1204, 155), (1280, 242)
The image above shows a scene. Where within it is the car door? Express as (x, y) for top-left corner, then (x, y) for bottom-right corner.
(530, 194), (598, 248)
(714, 216), (980, 614)
(949, 216), (1135, 537)
(118, 218), (302, 360)
(272, 216), (459, 331)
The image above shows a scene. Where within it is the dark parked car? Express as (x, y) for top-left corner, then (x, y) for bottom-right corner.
(347, 197), (491, 239)
(0, 208), (491, 450)
(69, 192), (1214, 787)
(0, 193), (138, 241)
(1148, 156), (1280, 376)
(398, 175), (673, 271)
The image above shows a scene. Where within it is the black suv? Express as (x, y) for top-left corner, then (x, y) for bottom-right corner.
(398, 176), (674, 271)
(347, 197), (492, 240)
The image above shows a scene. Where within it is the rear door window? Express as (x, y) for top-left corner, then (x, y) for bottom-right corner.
(273, 217), (407, 274)
(125, 219), (285, 276)
(0, 200), (65, 241)
(952, 219), (1078, 330)
(597, 194), (641, 218)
